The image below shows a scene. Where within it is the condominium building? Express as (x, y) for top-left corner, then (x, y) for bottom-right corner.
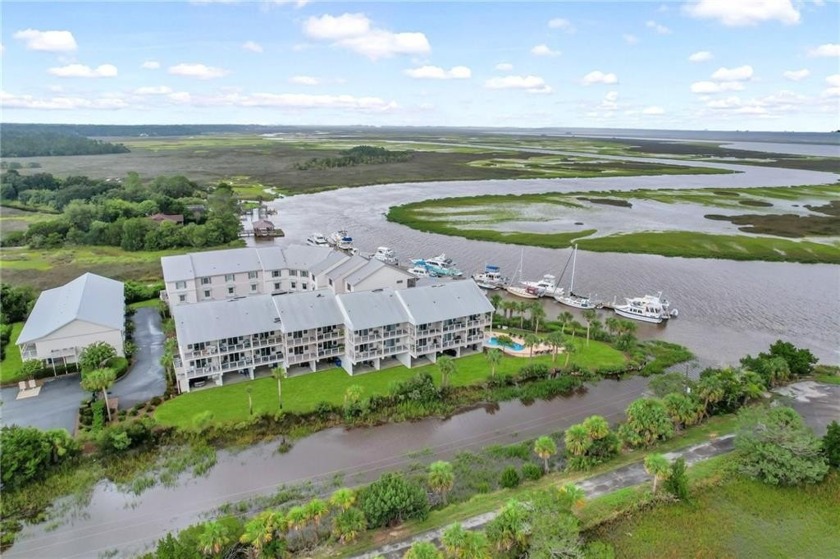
(171, 281), (494, 392)
(161, 245), (416, 305)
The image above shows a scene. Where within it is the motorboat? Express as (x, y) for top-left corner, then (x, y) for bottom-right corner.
(504, 285), (543, 299)
(306, 232), (329, 247)
(613, 292), (677, 324)
(410, 253), (462, 277)
(554, 245), (598, 309)
(472, 264), (508, 290)
(328, 230), (354, 251)
(407, 265), (437, 278)
(505, 248), (562, 299)
(373, 246), (398, 266)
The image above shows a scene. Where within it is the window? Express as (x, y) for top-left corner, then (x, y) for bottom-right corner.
(200, 277), (211, 285)
(179, 294), (187, 302)
(302, 283), (308, 290)
(329, 279), (334, 286)
(203, 290), (211, 298)
(397, 280), (404, 284)
(228, 287), (235, 295)
(274, 282), (281, 291)
(272, 270), (280, 278)
(248, 271), (258, 279)
(289, 270), (298, 277)
(346, 283), (352, 292)
(175, 280), (186, 289)
(300, 271), (309, 278)
(291, 281), (297, 289)
(225, 274), (235, 282)
(251, 284), (258, 292)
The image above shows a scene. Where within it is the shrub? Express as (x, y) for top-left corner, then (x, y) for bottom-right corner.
(824, 421), (840, 468)
(359, 473), (429, 528)
(517, 363), (550, 381)
(149, 396), (163, 406)
(500, 466), (521, 489)
(663, 457), (690, 501)
(521, 462), (543, 481)
(0, 426), (79, 490)
(389, 372), (439, 404)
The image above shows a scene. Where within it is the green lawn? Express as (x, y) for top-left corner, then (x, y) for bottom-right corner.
(129, 298), (163, 310)
(0, 322), (25, 384)
(590, 470), (840, 558)
(154, 341), (625, 429)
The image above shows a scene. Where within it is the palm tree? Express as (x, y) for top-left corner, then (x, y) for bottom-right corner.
(533, 435), (558, 474)
(739, 370), (765, 403)
(516, 301), (528, 329)
(663, 393), (695, 431)
(428, 460), (455, 505)
(271, 365), (287, 409)
(331, 507), (366, 544)
(644, 453), (671, 493)
(489, 293), (503, 313)
(304, 498), (329, 541)
(523, 333), (542, 359)
(485, 348), (502, 380)
(564, 423), (592, 457)
(557, 311), (573, 335)
(344, 384), (364, 410)
(240, 510), (286, 558)
(563, 336), (577, 368)
(558, 482), (586, 511)
(197, 520), (232, 557)
(605, 316), (620, 339)
(529, 302), (546, 333)
(582, 415), (610, 440)
(442, 523), (468, 558)
(437, 355), (456, 389)
(286, 505), (308, 533)
(329, 487), (356, 511)
(499, 300), (514, 321)
(404, 541), (443, 559)
(246, 385), (254, 416)
(80, 368), (117, 422)
(582, 309), (597, 346)
(764, 356), (790, 387)
(486, 499), (530, 552)
(461, 531), (491, 559)
(545, 331), (565, 365)
(696, 375), (725, 417)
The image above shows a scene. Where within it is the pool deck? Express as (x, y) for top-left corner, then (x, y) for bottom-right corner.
(483, 331), (557, 358)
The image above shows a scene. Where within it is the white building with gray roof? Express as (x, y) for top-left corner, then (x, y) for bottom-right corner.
(161, 245), (415, 305)
(170, 280), (493, 392)
(17, 273), (125, 368)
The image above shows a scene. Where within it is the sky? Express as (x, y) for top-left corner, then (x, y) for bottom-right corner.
(1, 0), (839, 131)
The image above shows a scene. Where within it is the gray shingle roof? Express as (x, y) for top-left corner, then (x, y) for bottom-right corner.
(272, 290), (344, 333)
(283, 245), (334, 271)
(336, 289), (411, 331)
(172, 295), (280, 346)
(396, 281), (493, 325)
(326, 255), (369, 282)
(309, 251), (349, 276)
(161, 254), (194, 282)
(345, 259), (414, 286)
(192, 248), (263, 277)
(18, 273), (125, 344)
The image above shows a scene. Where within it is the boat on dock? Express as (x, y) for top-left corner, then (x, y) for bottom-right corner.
(373, 246), (398, 266)
(505, 249), (562, 299)
(410, 253), (462, 277)
(328, 230), (354, 251)
(472, 264), (508, 290)
(306, 232), (330, 247)
(554, 245), (597, 309)
(613, 292), (677, 324)
(407, 265), (437, 278)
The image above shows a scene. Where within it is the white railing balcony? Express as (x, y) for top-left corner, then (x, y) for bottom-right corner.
(251, 337), (281, 348)
(443, 323), (466, 332)
(184, 365), (221, 379)
(220, 358), (252, 372)
(382, 344), (408, 356)
(382, 328), (407, 339)
(317, 330), (343, 341)
(22, 349), (39, 360)
(287, 352), (316, 365)
(159, 290), (169, 301)
(415, 327), (442, 337)
(287, 335), (317, 346)
(467, 319), (485, 327)
(353, 332), (382, 343)
(353, 348), (381, 360)
(412, 343), (441, 355)
(317, 346), (343, 358)
(252, 355), (280, 365)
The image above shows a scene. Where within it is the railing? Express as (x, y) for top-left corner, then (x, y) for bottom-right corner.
(181, 365), (221, 379)
(467, 319), (486, 327)
(317, 347), (343, 358)
(317, 330), (343, 341)
(287, 335), (317, 346)
(414, 327), (442, 337)
(22, 349), (38, 360)
(352, 332), (382, 343)
(382, 328), (407, 339)
(286, 352), (316, 365)
(49, 348), (76, 358)
(159, 290), (169, 301)
(443, 323), (466, 332)
(252, 355), (280, 365)
(219, 341), (252, 352)
(383, 344), (408, 355)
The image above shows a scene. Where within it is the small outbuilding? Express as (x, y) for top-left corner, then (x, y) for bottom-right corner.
(148, 213), (185, 225)
(252, 219), (278, 238)
(17, 273), (125, 367)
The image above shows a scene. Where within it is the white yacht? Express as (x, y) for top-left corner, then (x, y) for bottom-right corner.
(373, 246), (398, 266)
(472, 264), (508, 290)
(328, 230), (354, 251)
(407, 265), (436, 278)
(554, 245), (597, 309)
(613, 292), (676, 324)
(306, 232), (329, 247)
(411, 253), (462, 277)
(505, 249), (562, 299)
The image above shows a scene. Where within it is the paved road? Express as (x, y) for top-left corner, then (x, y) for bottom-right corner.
(0, 307), (166, 431)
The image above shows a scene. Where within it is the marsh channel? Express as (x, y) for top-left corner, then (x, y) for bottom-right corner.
(8, 140), (839, 558)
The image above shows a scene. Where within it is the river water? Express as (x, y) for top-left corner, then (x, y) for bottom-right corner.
(7, 144), (840, 558)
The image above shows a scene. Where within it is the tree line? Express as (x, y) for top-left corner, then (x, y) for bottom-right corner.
(0, 171), (241, 251)
(0, 129), (130, 158)
(293, 145), (413, 170)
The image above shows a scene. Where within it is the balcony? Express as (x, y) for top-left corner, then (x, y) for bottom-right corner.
(251, 337), (281, 348)
(382, 328), (407, 339)
(219, 341), (253, 352)
(317, 346), (343, 358)
(412, 343), (441, 355)
(352, 331), (382, 343)
(414, 327), (442, 337)
(443, 322), (466, 332)
(467, 319), (486, 328)
(252, 354), (281, 366)
(317, 330), (343, 341)
(181, 365), (221, 380)
(286, 352), (316, 365)
(287, 335), (317, 346)
(382, 344), (408, 355)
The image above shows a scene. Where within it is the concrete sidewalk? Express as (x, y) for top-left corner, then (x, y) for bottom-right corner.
(352, 435), (736, 559)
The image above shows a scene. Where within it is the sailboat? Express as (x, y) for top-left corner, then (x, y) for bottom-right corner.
(505, 249), (562, 299)
(554, 245), (597, 309)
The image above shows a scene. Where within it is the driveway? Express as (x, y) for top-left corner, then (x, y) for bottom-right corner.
(0, 307), (167, 432)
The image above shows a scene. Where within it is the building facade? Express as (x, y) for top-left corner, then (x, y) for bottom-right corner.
(171, 281), (493, 392)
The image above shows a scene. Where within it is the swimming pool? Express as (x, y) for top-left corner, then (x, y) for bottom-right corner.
(485, 337), (525, 351)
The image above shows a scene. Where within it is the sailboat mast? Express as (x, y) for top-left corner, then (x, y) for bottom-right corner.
(570, 244), (577, 294)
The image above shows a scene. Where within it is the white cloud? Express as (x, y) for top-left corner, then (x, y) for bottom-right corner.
(601, 91), (619, 109)
(404, 65), (471, 79)
(485, 75), (552, 94)
(0, 44), (4, 56)
(1, 90), (128, 110)
(169, 92), (192, 104)
(711, 65), (753, 81)
(289, 75), (320, 85)
(688, 50), (713, 62)
(218, 92), (398, 112)
(48, 64), (118, 78)
(582, 70), (618, 85)
(783, 69), (810, 81)
(824, 74), (840, 97)
(302, 12), (430, 59)
(690, 80), (745, 93)
(531, 44), (561, 57)
(13, 29), (77, 52)
(808, 43), (840, 57)
(242, 41), (263, 53)
(168, 63), (228, 79)
(548, 18), (575, 33)
(642, 106), (665, 115)
(645, 20), (672, 34)
(141, 60), (161, 70)
(623, 34), (639, 45)
(684, 0), (800, 26)
(134, 86), (173, 95)
(495, 62), (513, 71)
